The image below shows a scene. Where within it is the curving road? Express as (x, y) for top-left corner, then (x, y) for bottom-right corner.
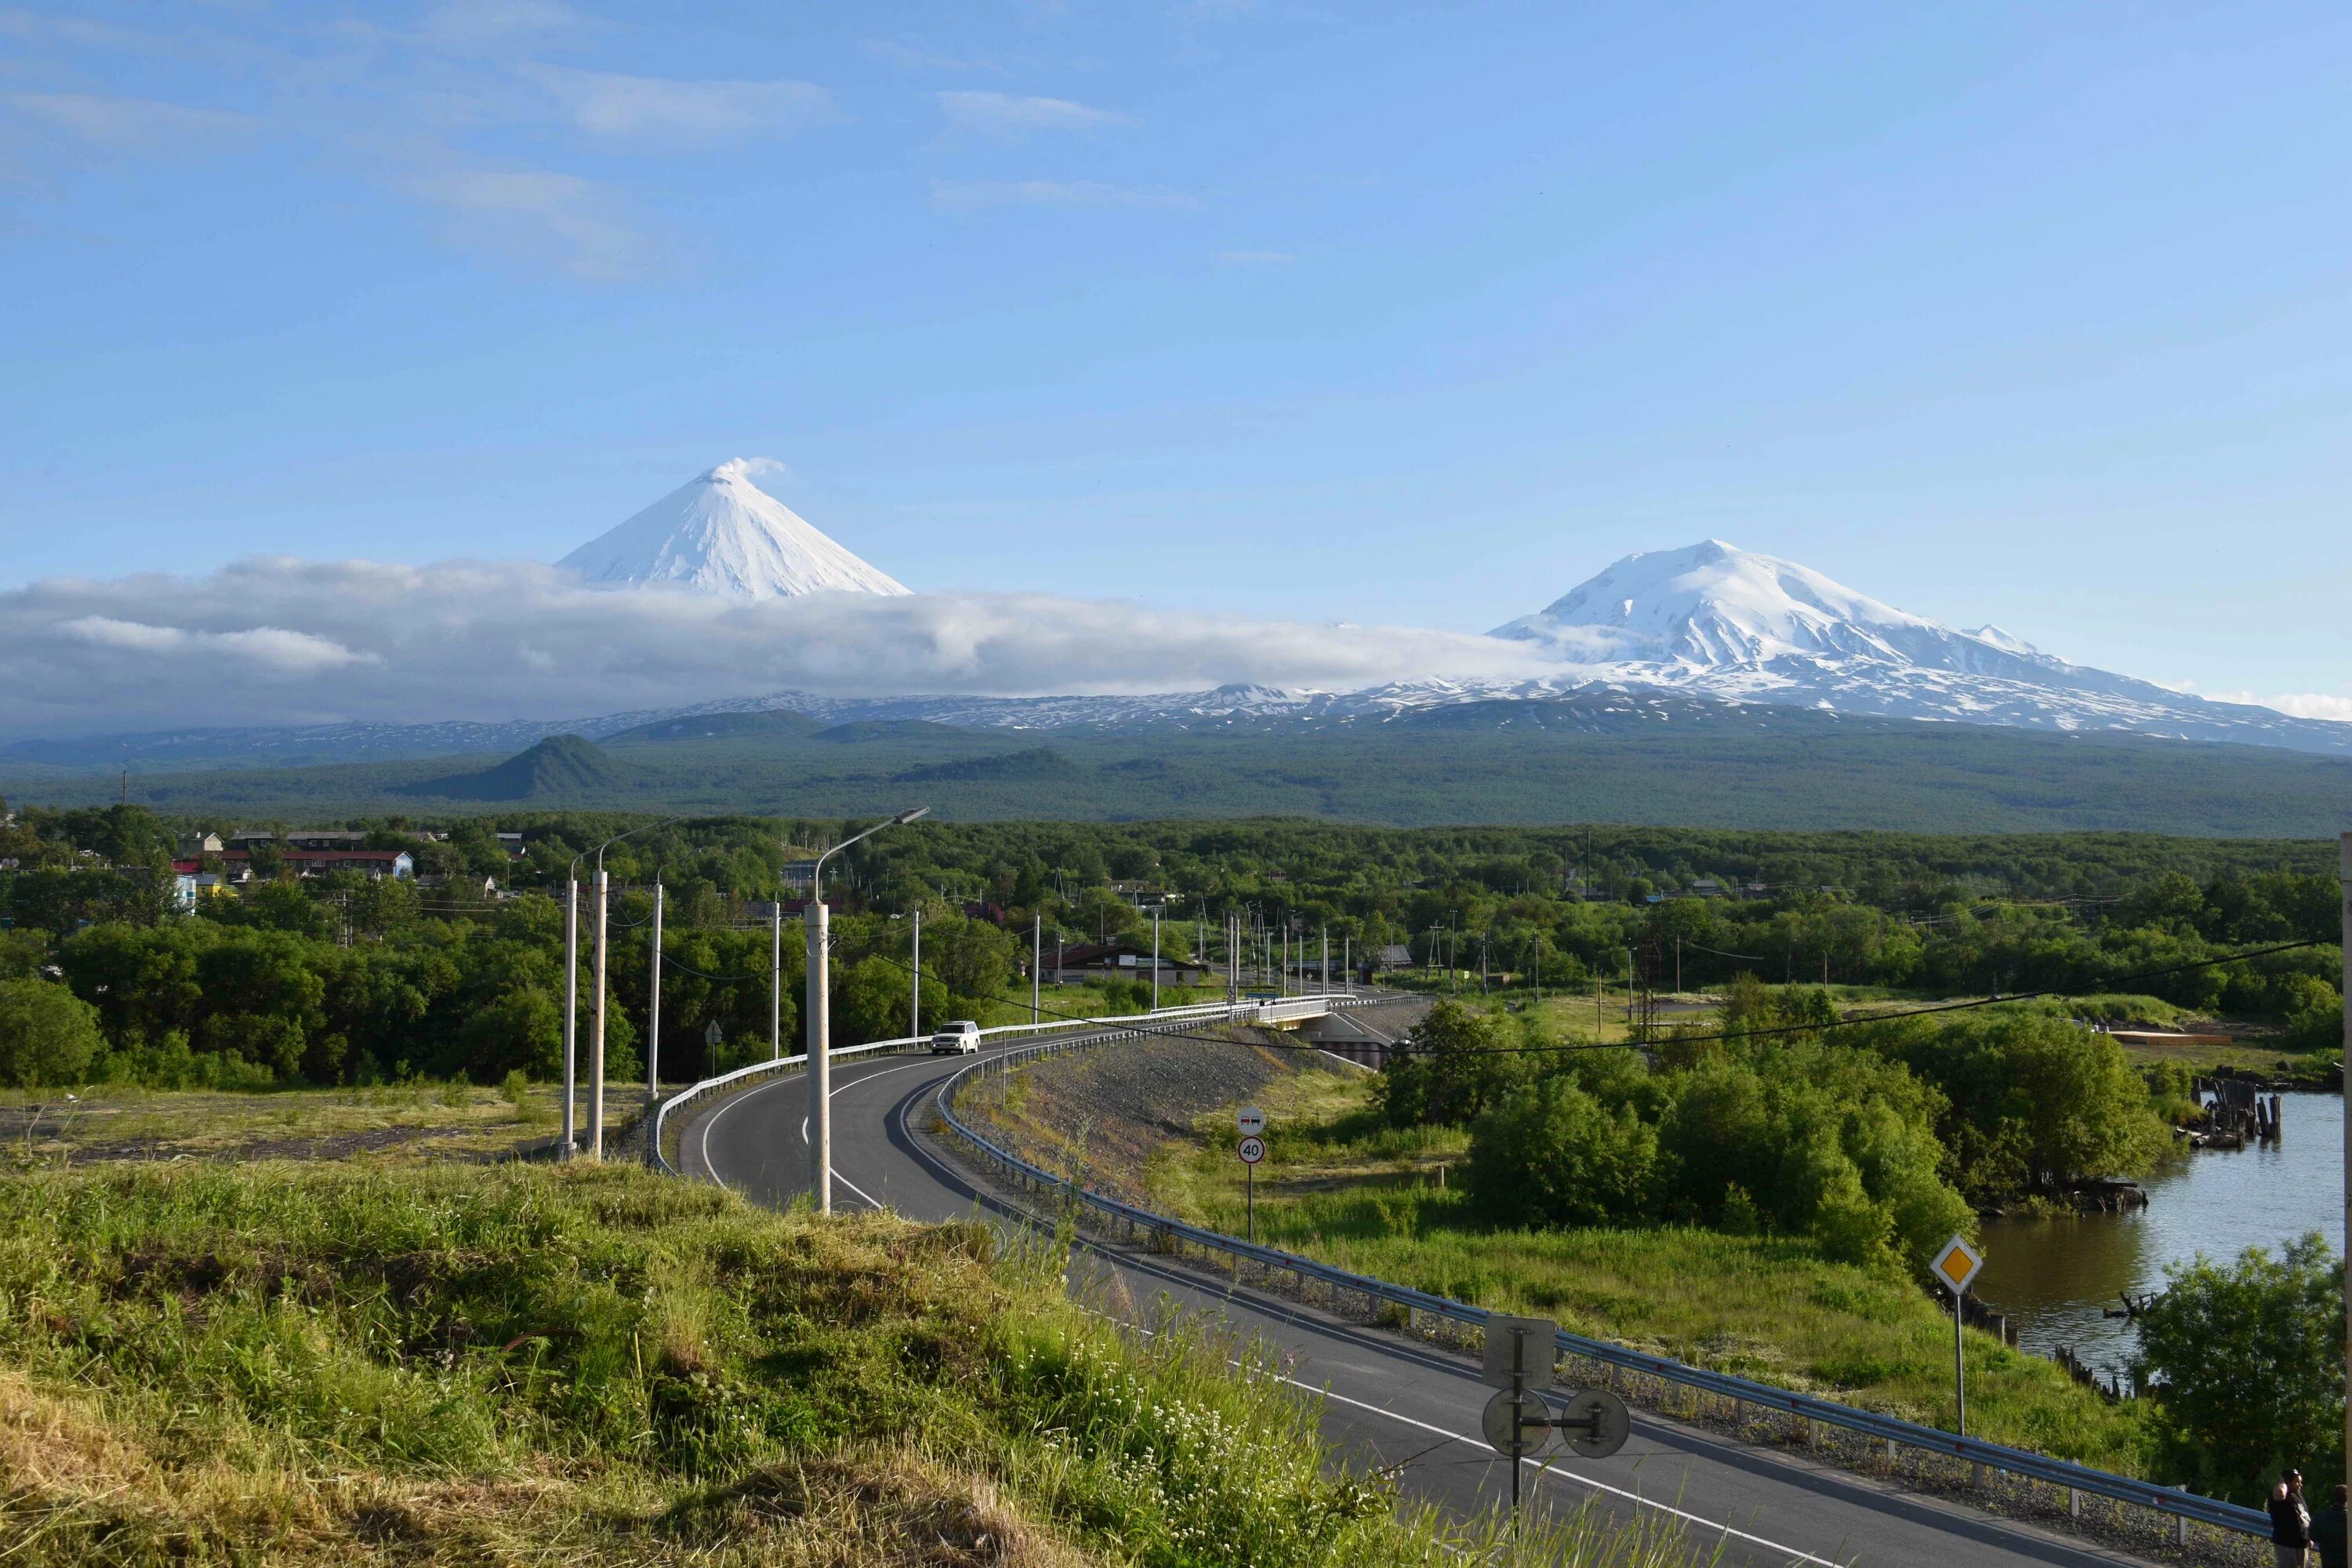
(684, 1029), (2161, 1568)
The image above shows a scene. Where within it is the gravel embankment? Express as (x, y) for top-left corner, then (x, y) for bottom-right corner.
(964, 1027), (1316, 1203)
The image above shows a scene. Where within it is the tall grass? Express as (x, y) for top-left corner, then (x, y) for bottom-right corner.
(0, 1160), (1704, 1567)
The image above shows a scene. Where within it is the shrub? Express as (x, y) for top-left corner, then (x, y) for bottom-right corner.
(2136, 1235), (2345, 1504)
(1467, 1076), (1656, 1229)
(0, 976), (103, 1087)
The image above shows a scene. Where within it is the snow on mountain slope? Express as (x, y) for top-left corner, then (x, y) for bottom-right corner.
(1490, 539), (2352, 752)
(558, 459), (908, 598)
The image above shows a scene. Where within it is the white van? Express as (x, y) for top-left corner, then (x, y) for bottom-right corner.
(930, 1020), (982, 1055)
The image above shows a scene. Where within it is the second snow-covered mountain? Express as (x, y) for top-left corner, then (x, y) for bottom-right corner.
(1488, 539), (2340, 751)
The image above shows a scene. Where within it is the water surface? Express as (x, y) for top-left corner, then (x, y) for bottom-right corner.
(1973, 1091), (2343, 1379)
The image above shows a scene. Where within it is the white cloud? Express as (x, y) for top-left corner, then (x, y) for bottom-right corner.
(931, 178), (1199, 213)
(937, 89), (1133, 136)
(864, 39), (993, 72)
(401, 163), (656, 281)
(0, 9), (172, 52)
(2, 90), (255, 153)
(2206, 690), (2352, 724)
(524, 65), (830, 146)
(419, 0), (586, 49)
(0, 559), (1549, 738)
(55, 616), (379, 673)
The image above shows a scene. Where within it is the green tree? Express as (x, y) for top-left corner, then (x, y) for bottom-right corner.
(0, 929), (48, 981)
(0, 978), (103, 1087)
(2136, 1236), (2344, 1505)
(1375, 1000), (1520, 1127)
(926, 916), (1017, 1007)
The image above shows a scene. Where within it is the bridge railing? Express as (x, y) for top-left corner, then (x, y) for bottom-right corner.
(931, 1030), (2270, 1545)
(648, 991), (1370, 1178)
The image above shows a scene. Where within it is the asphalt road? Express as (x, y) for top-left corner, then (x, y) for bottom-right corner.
(684, 1032), (2164, 1568)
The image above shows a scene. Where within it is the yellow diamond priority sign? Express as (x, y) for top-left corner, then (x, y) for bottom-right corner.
(1932, 1234), (1983, 1297)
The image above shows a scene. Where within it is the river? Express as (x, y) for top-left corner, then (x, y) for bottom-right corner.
(1973, 1090), (2344, 1382)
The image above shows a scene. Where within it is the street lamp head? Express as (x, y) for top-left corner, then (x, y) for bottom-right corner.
(893, 806), (932, 825)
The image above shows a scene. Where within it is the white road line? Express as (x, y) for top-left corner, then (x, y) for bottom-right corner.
(1080, 1305), (1839, 1567)
(1299, 1377), (1843, 1567)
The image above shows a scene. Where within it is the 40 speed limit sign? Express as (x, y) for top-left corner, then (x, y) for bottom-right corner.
(1237, 1134), (1266, 1164)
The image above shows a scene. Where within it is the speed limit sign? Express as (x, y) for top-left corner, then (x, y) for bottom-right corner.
(1237, 1134), (1265, 1164)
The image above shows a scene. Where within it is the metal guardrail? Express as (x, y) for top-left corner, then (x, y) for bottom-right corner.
(931, 1030), (2270, 1543)
(648, 993), (1370, 1178)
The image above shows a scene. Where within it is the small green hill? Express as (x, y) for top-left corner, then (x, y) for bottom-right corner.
(398, 734), (621, 800)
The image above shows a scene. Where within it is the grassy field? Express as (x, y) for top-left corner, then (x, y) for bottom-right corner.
(1146, 1067), (2161, 1478)
(0, 1152), (1710, 1568)
(0, 1079), (630, 1167)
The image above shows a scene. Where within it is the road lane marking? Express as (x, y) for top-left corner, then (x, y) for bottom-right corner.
(1299, 1377), (1844, 1566)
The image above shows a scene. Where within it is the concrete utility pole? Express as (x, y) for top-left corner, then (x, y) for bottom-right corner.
(647, 883), (662, 1112)
(770, 905), (782, 1059)
(2340, 830), (2350, 1512)
(1032, 913), (1041, 1022)
(562, 878), (578, 1156)
(1322, 926), (1329, 997)
(590, 867), (608, 1160)
(806, 807), (929, 1215)
(1151, 906), (1161, 1012)
(911, 906), (922, 1043)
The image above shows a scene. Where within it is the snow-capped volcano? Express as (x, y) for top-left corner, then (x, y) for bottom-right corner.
(1493, 539), (2034, 671)
(558, 459), (908, 598)
(1489, 539), (2351, 749)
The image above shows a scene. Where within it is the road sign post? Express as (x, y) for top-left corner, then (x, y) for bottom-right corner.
(1237, 1116), (1265, 1243)
(1477, 1314), (1627, 1513)
(1933, 1234), (1985, 1436)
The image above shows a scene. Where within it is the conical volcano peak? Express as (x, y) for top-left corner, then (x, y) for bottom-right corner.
(559, 460), (909, 600)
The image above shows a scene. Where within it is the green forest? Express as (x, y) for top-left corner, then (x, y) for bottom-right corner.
(8, 696), (2352, 835)
(0, 801), (2340, 1094)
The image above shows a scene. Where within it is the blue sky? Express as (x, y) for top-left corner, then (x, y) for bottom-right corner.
(2, 0), (2346, 712)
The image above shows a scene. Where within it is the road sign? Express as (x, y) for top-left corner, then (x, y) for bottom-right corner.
(1481, 1314), (1557, 1389)
(1552, 1387), (1631, 1459)
(704, 1020), (724, 1047)
(1932, 1235), (1984, 1296)
(1237, 1134), (1265, 1165)
(1481, 1388), (1553, 1459)
(1236, 1105), (1265, 1135)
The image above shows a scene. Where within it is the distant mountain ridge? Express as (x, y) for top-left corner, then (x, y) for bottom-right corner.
(10, 539), (2348, 771)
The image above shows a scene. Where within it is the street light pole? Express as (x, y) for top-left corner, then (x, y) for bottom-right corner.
(1032, 913), (1041, 1022)
(911, 905), (923, 1043)
(590, 866), (608, 1159)
(770, 903), (782, 1058)
(578, 816), (683, 1161)
(806, 807), (930, 1214)
(647, 882), (662, 1115)
(562, 876), (578, 1156)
